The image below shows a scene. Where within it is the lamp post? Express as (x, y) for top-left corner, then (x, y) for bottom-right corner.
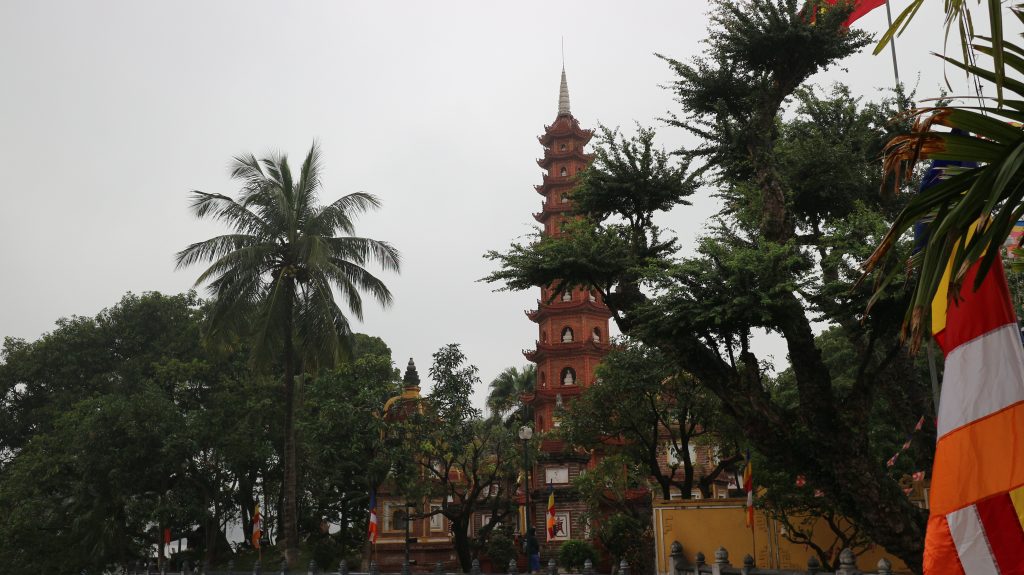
(518, 425), (534, 534)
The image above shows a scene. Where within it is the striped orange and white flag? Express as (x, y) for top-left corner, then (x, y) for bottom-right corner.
(924, 253), (1024, 574)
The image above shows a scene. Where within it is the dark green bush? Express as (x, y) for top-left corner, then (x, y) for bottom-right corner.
(485, 532), (517, 571)
(558, 540), (597, 571)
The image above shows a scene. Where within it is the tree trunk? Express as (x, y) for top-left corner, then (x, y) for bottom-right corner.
(453, 516), (472, 572)
(282, 297), (300, 566)
(680, 442), (695, 499)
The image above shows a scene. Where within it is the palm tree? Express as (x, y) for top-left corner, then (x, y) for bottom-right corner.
(486, 364), (535, 423)
(176, 142), (400, 565)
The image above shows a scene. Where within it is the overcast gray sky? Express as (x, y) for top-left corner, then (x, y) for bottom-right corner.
(1, 1), (966, 409)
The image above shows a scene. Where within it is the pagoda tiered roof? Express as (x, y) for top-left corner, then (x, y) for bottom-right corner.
(524, 298), (610, 321)
(532, 203), (573, 223)
(538, 116), (594, 147)
(536, 148), (593, 169)
(522, 338), (610, 362)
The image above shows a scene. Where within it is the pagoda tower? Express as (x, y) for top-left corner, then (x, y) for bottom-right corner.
(522, 68), (612, 548)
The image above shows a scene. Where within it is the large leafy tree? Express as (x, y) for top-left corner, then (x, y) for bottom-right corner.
(559, 338), (738, 501)
(176, 143), (401, 564)
(394, 344), (519, 572)
(487, 2), (934, 570)
(0, 292), (264, 573)
(299, 334), (400, 566)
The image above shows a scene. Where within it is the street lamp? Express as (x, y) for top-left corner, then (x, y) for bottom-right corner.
(518, 425), (534, 534)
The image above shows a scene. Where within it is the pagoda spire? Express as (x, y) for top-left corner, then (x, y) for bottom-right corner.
(558, 67), (571, 116)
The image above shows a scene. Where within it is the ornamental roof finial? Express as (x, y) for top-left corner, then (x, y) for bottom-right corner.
(558, 67), (571, 116)
(403, 358), (420, 390)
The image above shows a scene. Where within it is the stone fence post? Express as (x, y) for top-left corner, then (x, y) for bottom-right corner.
(669, 542), (683, 575)
(835, 549), (857, 575)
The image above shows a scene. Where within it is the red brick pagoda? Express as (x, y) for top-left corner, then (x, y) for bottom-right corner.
(521, 68), (612, 550)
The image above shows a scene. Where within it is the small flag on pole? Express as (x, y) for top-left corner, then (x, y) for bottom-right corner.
(546, 482), (556, 542)
(163, 528), (171, 546)
(368, 488), (378, 544)
(252, 504), (262, 549)
(743, 453), (754, 529)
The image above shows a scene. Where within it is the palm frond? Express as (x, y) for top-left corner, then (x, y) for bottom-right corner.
(312, 192), (382, 236)
(324, 236), (401, 273)
(175, 234), (262, 270)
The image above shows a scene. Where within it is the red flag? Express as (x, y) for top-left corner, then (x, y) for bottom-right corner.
(368, 489), (378, 544)
(822, 0), (886, 26)
(252, 504), (262, 549)
(546, 482), (556, 541)
(163, 528), (171, 545)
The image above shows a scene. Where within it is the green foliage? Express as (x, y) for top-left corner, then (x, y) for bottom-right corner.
(486, 364), (535, 423)
(595, 513), (654, 575)
(310, 534), (344, 571)
(558, 540), (597, 571)
(0, 288), (401, 573)
(660, 0), (871, 186)
(299, 336), (400, 555)
(393, 344), (518, 573)
(560, 339), (735, 500)
(575, 126), (694, 224)
(0, 384), (181, 574)
(484, 531), (517, 571)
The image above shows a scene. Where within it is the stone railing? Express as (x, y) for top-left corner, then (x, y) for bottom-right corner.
(125, 556), (618, 575)
(668, 541), (898, 575)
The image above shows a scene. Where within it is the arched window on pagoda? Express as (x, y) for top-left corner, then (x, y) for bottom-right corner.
(592, 328), (601, 342)
(588, 291), (597, 302)
(560, 143), (567, 151)
(560, 367), (577, 386)
(560, 192), (569, 203)
(560, 166), (568, 177)
(540, 371), (547, 387)
(561, 291), (572, 302)
(561, 327), (574, 343)
(559, 220), (568, 233)
(541, 330), (548, 343)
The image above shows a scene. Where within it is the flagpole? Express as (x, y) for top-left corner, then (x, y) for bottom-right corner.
(883, 0), (901, 89)
(926, 339), (941, 415)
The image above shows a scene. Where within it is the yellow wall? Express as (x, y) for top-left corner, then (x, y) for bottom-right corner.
(652, 499), (909, 574)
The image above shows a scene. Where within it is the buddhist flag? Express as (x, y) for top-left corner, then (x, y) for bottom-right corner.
(546, 482), (556, 542)
(743, 454), (754, 529)
(368, 488), (378, 544)
(251, 504), (262, 549)
(820, 0), (885, 26)
(923, 251), (1024, 574)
